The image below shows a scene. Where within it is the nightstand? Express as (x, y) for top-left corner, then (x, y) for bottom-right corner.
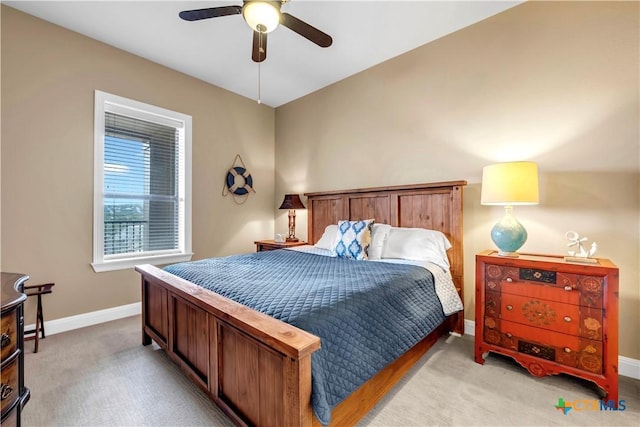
(254, 240), (308, 252)
(475, 250), (619, 405)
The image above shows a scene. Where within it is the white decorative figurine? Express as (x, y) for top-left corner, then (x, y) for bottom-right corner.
(565, 231), (598, 263)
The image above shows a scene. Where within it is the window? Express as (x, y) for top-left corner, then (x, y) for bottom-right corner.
(92, 91), (192, 272)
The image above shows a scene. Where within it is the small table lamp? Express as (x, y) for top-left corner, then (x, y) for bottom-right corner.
(481, 161), (539, 257)
(279, 194), (305, 242)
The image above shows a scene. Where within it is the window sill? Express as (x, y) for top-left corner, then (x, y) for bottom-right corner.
(91, 253), (194, 273)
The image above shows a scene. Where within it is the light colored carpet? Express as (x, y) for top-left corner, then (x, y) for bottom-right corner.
(23, 315), (639, 426)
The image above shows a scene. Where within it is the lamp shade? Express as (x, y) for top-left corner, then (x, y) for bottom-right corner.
(481, 161), (539, 206)
(243, 1), (280, 33)
(279, 194), (305, 210)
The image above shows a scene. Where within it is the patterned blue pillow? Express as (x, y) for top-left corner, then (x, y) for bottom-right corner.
(333, 219), (374, 260)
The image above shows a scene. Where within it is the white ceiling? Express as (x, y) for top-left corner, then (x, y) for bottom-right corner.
(5, 0), (522, 107)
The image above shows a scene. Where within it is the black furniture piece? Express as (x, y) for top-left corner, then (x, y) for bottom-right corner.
(1, 272), (30, 426)
(23, 283), (54, 354)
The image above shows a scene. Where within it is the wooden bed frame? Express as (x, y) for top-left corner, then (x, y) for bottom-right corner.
(136, 180), (466, 426)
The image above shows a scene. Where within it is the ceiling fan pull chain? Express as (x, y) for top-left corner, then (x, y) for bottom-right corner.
(257, 31), (262, 104)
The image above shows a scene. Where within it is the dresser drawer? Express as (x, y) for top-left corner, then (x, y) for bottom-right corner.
(0, 358), (19, 415)
(485, 264), (603, 308)
(483, 317), (603, 374)
(0, 310), (18, 362)
(501, 281), (580, 307)
(485, 284), (582, 316)
(492, 293), (603, 340)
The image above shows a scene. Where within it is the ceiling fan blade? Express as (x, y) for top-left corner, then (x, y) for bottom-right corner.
(179, 6), (242, 21)
(252, 31), (268, 63)
(280, 13), (332, 48)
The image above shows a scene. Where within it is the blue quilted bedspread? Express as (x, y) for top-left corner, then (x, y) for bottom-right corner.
(164, 249), (446, 425)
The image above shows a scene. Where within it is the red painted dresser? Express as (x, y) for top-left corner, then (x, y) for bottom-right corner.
(474, 250), (619, 404)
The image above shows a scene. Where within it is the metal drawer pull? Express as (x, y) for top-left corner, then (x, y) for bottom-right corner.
(505, 305), (513, 311)
(563, 316), (572, 323)
(564, 347), (572, 353)
(0, 384), (13, 400)
(506, 278), (513, 283)
(505, 332), (513, 338)
(0, 333), (10, 349)
(563, 285), (572, 291)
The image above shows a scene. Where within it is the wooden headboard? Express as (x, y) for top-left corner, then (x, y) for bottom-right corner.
(305, 181), (467, 333)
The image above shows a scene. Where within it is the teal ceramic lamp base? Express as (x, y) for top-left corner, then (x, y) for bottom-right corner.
(491, 206), (527, 257)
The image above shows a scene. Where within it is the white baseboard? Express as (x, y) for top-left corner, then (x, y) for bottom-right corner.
(618, 356), (640, 380)
(463, 319), (639, 380)
(464, 318), (476, 337)
(26, 302), (141, 337)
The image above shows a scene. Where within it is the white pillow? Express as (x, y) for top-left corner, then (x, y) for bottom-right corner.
(368, 223), (392, 260)
(314, 224), (338, 250)
(381, 227), (452, 269)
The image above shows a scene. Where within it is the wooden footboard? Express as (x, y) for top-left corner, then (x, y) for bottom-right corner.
(138, 264), (453, 427)
(137, 264), (321, 427)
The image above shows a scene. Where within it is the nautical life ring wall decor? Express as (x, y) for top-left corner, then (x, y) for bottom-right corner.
(226, 167), (253, 195)
(222, 154), (256, 204)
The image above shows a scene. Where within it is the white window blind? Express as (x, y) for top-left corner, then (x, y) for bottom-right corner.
(93, 91), (192, 272)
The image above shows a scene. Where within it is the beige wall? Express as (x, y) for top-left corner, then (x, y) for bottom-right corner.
(275, 2), (640, 359)
(1, 7), (275, 321)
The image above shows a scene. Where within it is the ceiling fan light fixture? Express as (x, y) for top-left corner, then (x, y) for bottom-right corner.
(243, 1), (280, 33)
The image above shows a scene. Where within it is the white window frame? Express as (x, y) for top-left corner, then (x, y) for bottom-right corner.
(92, 90), (192, 272)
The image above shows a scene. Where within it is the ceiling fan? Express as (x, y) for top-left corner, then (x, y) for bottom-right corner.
(179, 0), (333, 63)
